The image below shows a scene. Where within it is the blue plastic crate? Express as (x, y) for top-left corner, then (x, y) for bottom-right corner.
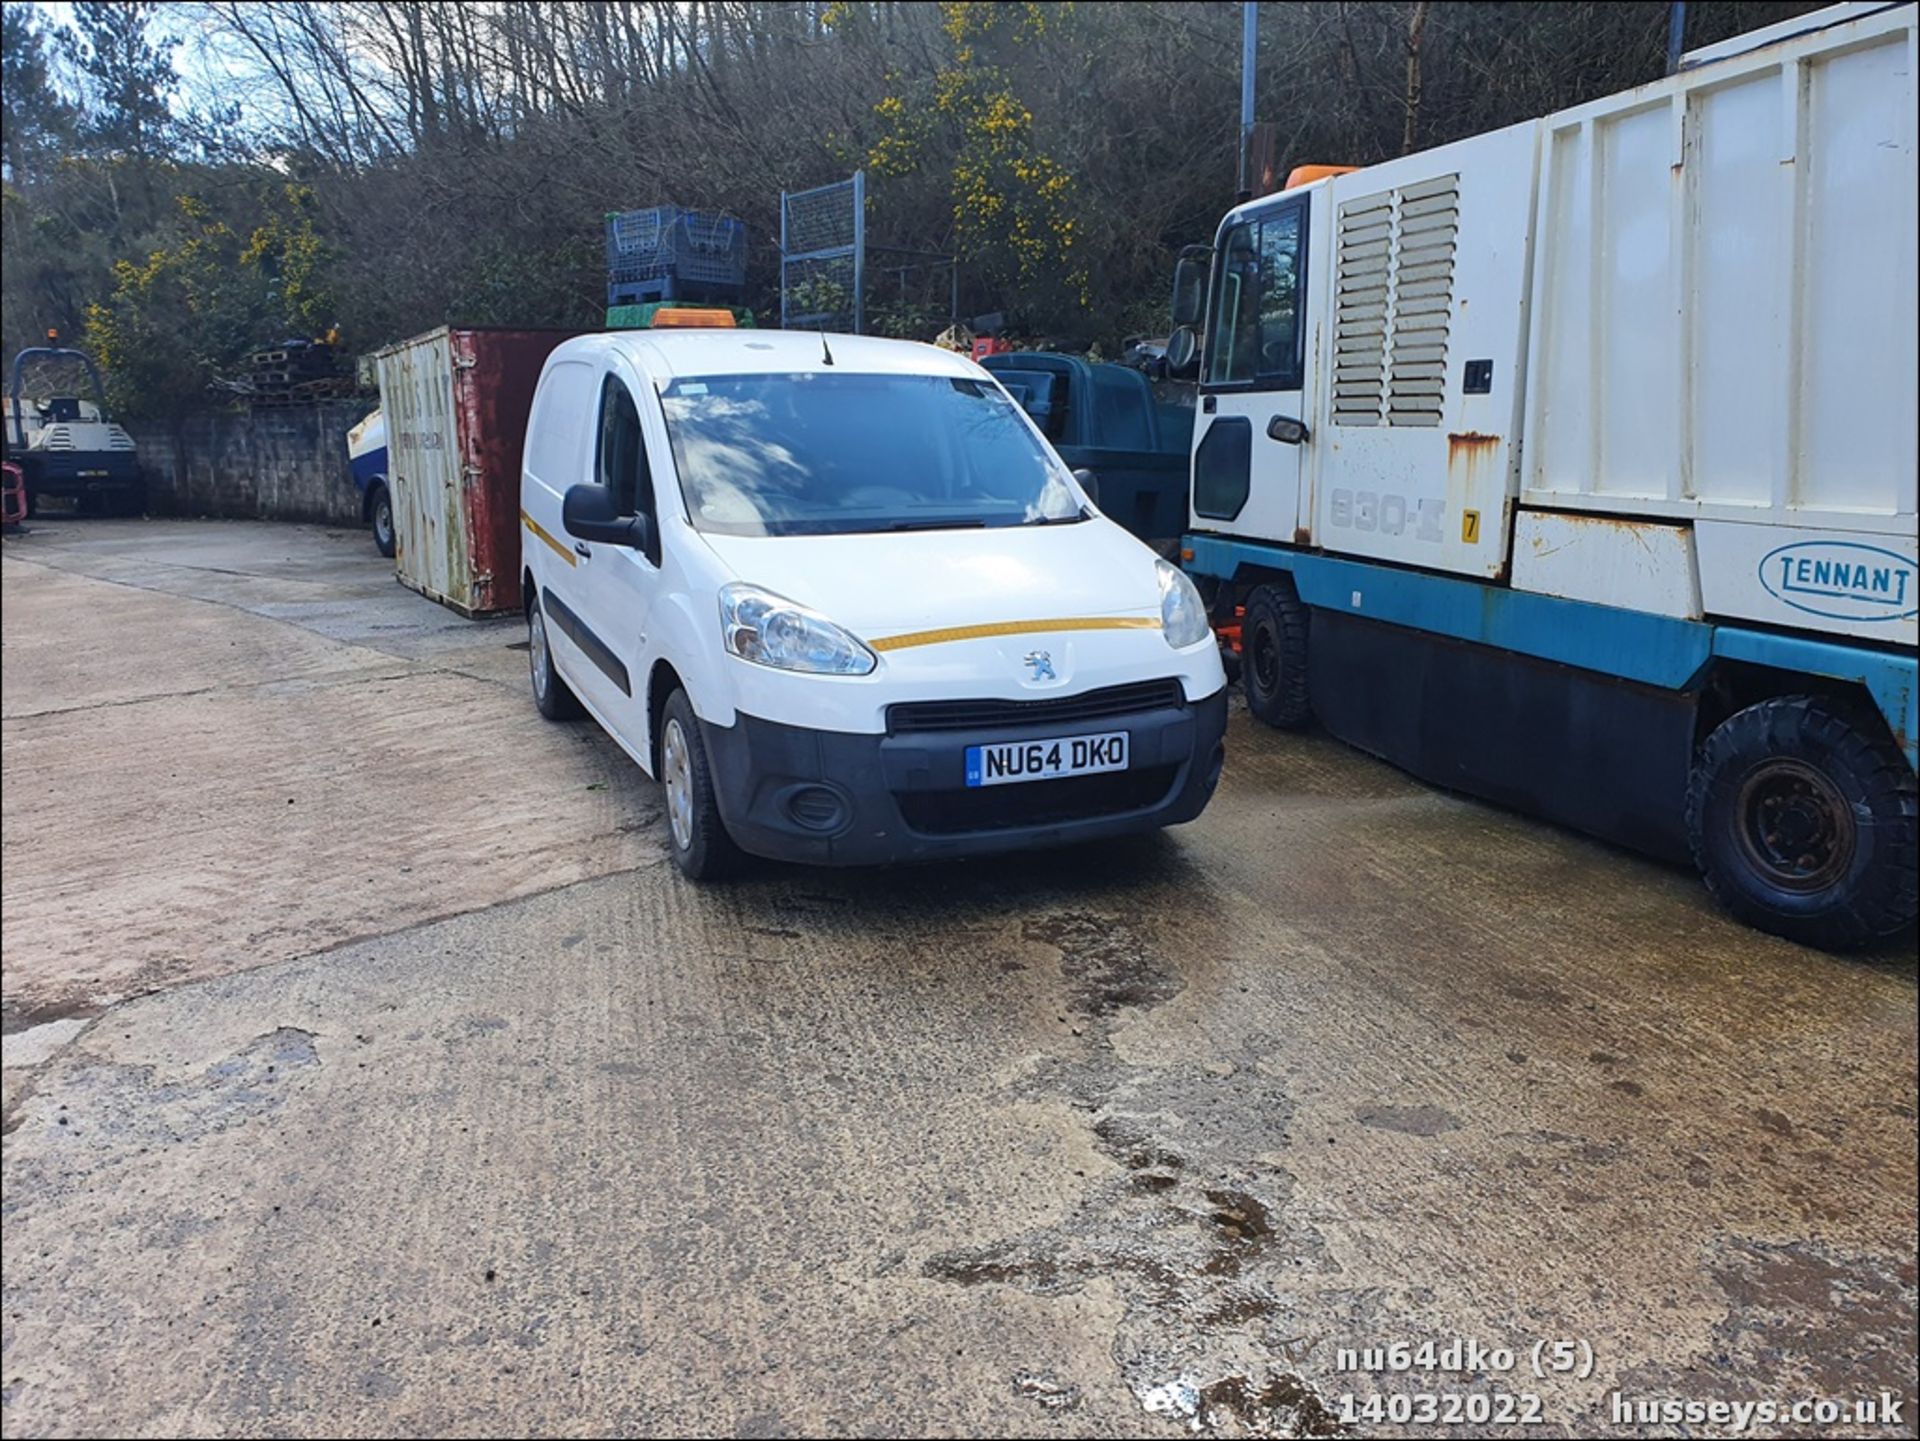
(605, 207), (746, 292)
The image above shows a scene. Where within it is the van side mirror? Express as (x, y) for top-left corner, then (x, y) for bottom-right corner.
(1170, 244), (1210, 329)
(1072, 467), (1100, 508)
(563, 482), (652, 553)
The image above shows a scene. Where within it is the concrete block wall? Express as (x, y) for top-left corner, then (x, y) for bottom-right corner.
(127, 401), (373, 526)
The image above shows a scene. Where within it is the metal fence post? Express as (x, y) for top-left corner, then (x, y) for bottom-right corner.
(852, 169), (866, 336)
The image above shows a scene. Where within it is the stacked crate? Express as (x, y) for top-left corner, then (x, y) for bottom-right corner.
(245, 340), (353, 408)
(605, 206), (747, 308)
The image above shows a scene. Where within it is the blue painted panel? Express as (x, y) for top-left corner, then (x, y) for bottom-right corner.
(1184, 534), (1712, 688)
(1184, 533), (1919, 772)
(1714, 627), (1918, 770)
(348, 446), (387, 495)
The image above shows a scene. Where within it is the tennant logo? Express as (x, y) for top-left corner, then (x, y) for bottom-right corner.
(1760, 541), (1917, 622)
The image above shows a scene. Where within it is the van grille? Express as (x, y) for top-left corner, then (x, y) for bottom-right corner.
(899, 766), (1180, 835)
(886, 679), (1185, 735)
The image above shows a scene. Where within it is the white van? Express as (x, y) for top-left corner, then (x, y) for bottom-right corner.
(518, 326), (1227, 878)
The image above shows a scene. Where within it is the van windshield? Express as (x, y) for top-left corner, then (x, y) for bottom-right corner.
(657, 371), (1086, 536)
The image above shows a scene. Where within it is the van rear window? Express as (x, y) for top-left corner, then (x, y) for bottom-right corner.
(658, 372), (1085, 537)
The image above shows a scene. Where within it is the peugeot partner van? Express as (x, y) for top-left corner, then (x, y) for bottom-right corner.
(519, 326), (1227, 878)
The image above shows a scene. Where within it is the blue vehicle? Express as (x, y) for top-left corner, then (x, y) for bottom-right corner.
(980, 352), (1194, 546)
(346, 408), (391, 557)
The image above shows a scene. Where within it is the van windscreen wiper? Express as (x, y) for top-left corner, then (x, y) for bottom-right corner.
(885, 517), (989, 532)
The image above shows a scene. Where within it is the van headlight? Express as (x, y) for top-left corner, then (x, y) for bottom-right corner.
(1156, 560), (1212, 650)
(720, 583), (877, 675)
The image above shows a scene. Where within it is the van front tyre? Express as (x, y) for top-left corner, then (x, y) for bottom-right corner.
(528, 593), (583, 721)
(1687, 696), (1918, 950)
(660, 690), (744, 881)
(1242, 581), (1312, 729)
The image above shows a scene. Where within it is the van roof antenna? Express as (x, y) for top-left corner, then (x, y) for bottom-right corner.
(819, 328), (834, 366)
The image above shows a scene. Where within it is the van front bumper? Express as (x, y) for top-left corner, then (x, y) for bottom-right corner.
(697, 686), (1228, 866)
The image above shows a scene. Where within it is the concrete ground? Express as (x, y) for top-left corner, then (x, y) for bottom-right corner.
(2, 520), (1914, 1440)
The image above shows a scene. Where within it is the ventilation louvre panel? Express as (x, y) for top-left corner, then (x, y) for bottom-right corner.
(1333, 174), (1459, 428)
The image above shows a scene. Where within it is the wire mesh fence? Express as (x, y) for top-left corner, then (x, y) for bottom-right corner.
(781, 174), (863, 333)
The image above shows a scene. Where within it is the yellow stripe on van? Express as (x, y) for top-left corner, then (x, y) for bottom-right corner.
(521, 509), (576, 567)
(868, 616), (1161, 652)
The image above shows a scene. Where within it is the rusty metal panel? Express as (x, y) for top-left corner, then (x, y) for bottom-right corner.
(375, 326), (583, 617)
(1511, 510), (1702, 619)
(379, 327), (457, 607)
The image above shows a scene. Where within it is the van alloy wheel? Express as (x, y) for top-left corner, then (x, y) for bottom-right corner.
(527, 594), (581, 721)
(658, 690), (744, 880)
(663, 717), (695, 851)
(530, 608), (551, 702)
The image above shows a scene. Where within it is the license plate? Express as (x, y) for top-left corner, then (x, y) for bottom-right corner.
(964, 731), (1128, 787)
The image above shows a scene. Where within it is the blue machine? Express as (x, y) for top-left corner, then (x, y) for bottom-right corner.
(605, 207), (748, 307)
(346, 408), (392, 557)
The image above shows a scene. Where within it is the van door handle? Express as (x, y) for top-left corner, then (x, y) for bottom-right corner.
(573, 542), (592, 559)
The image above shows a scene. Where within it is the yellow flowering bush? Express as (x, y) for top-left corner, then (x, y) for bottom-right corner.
(863, 1), (1086, 317)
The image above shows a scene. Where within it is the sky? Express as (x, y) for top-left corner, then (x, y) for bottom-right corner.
(30, 1), (252, 119)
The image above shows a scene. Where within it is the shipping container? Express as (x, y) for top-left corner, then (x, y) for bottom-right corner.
(1171, 2), (1918, 949)
(373, 327), (582, 616)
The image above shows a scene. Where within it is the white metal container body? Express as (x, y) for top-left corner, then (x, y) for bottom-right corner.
(1192, 123), (1539, 581)
(375, 328), (462, 610)
(1521, 2), (1917, 642)
(1307, 123), (1540, 580)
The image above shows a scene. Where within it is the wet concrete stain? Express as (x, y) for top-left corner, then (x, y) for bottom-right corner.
(1605, 1236), (1920, 1431)
(0, 992), (102, 1037)
(1012, 1370), (1084, 1412)
(7, 514), (1915, 1440)
(1197, 1373), (1340, 1437)
(1199, 1189), (1273, 1276)
(1354, 1103), (1460, 1137)
(924, 904), (1348, 1433)
(1709, 1237), (1918, 1399)
(924, 1242), (1072, 1295)
(1022, 909), (1183, 1016)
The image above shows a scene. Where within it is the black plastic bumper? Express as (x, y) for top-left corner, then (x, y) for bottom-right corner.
(698, 687), (1228, 866)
